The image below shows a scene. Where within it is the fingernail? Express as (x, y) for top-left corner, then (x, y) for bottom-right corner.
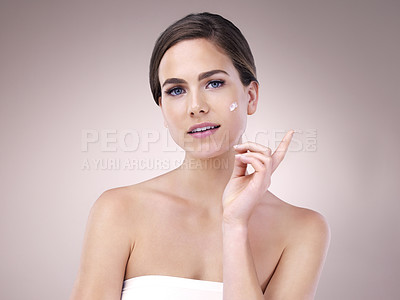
(233, 144), (239, 149)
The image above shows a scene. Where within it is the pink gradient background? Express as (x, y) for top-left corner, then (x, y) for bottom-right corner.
(1, 1), (399, 299)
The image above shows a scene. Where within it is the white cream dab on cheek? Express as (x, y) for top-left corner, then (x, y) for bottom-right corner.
(229, 102), (238, 111)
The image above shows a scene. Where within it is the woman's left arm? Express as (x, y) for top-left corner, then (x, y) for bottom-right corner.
(263, 209), (330, 299)
(222, 221), (263, 299)
(222, 130), (330, 299)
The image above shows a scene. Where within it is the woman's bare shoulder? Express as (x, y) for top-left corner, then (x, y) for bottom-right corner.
(280, 196), (329, 238)
(290, 196), (328, 241)
(93, 171), (175, 216)
(259, 193), (331, 298)
(71, 179), (168, 299)
(254, 191), (330, 242)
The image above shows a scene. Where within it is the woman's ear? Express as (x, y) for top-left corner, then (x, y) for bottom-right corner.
(246, 81), (259, 115)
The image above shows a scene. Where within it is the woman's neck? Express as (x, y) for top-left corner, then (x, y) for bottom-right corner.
(173, 147), (237, 209)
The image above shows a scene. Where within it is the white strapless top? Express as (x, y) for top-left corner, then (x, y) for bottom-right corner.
(121, 275), (223, 300)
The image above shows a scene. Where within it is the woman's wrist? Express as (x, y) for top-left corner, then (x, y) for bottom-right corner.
(222, 218), (249, 236)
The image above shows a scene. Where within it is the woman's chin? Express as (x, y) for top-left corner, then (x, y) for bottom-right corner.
(182, 149), (232, 171)
(184, 145), (232, 160)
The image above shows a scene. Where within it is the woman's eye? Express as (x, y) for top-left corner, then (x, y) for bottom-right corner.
(168, 87), (184, 96)
(207, 80), (224, 89)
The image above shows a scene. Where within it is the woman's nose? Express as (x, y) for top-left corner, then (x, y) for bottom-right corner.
(187, 92), (209, 116)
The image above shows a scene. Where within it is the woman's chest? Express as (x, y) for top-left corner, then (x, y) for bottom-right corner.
(125, 206), (286, 289)
(126, 213), (224, 281)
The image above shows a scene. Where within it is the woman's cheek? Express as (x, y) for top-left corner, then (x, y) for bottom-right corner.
(167, 125), (186, 150)
(226, 114), (246, 145)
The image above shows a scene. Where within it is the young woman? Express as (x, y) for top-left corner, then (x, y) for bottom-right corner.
(70, 12), (330, 300)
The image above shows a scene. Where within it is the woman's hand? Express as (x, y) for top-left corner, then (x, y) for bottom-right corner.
(222, 130), (295, 227)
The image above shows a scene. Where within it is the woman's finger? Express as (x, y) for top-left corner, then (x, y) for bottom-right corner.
(237, 152), (272, 174)
(231, 151), (272, 179)
(271, 130), (294, 172)
(237, 154), (272, 189)
(231, 153), (249, 179)
(233, 142), (272, 156)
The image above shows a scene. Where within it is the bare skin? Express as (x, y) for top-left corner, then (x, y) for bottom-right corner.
(70, 38), (330, 299)
(70, 170), (328, 299)
(123, 171), (304, 290)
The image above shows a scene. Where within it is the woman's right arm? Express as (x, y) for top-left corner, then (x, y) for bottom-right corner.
(70, 189), (134, 300)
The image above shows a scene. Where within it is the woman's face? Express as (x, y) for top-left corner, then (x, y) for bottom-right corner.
(158, 38), (258, 158)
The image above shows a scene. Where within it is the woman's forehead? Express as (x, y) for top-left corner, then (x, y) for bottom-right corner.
(158, 38), (236, 80)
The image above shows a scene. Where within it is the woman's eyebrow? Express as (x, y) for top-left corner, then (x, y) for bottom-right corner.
(198, 69), (229, 81)
(161, 69), (229, 88)
(162, 78), (187, 88)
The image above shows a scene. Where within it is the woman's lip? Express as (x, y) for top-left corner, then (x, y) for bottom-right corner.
(188, 126), (220, 138)
(187, 122), (220, 133)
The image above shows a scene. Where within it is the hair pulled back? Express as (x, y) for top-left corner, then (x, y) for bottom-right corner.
(149, 12), (258, 106)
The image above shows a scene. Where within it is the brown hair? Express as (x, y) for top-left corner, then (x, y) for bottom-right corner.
(149, 12), (258, 106)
